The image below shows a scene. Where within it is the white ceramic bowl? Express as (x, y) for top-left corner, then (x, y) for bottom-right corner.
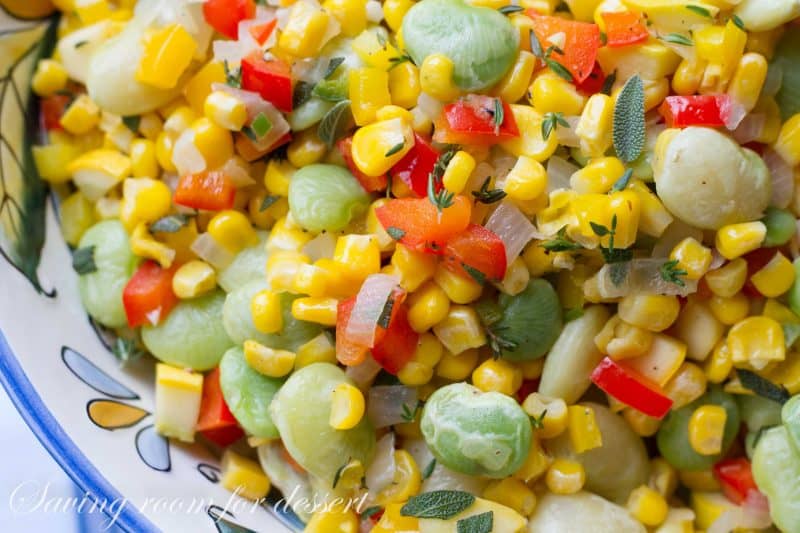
(0, 6), (297, 532)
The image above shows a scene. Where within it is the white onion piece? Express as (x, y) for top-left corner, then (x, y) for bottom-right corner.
(190, 233), (234, 269)
(740, 490), (772, 529)
(732, 113), (766, 144)
(182, 1), (213, 57)
(763, 64), (783, 98)
(213, 39), (247, 66)
(220, 157), (255, 187)
(416, 92), (444, 121)
(345, 355), (382, 390)
(709, 248), (726, 270)
(764, 148), (794, 209)
(237, 19), (263, 53)
(367, 386), (418, 428)
(465, 162), (495, 196)
(491, 154), (517, 182)
(276, 7), (290, 28)
(723, 98), (748, 130)
(346, 274), (400, 347)
(99, 111), (121, 132)
(485, 201), (537, 264)
(366, 0), (384, 21)
(365, 433), (396, 494)
(651, 219), (704, 258)
(556, 116), (581, 147)
(173, 129), (207, 176)
(546, 156), (578, 193)
(106, 124), (135, 153)
(595, 258), (698, 298)
(302, 232), (337, 261)
(292, 57), (327, 83)
(708, 509), (741, 533)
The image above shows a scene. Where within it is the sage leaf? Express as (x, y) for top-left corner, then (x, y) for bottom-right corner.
(400, 490), (476, 519)
(613, 74), (645, 162)
(318, 100), (355, 148)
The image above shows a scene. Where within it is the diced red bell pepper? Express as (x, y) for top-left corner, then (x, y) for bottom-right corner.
(40, 93), (71, 131)
(336, 288), (408, 367)
(241, 52), (293, 113)
(590, 357), (674, 418)
(658, 94), (733, 128)
(390, 134), (441, 197)
(202, 0), (256, 39)
(375, 196), (472, 253)
(442, 224), (507, 283)
(516, 379), (540, 403)
(196, 367), (244, 447)
(433, 95), (520, 145)
(741, 247), (786, 298)
(574, 62), (606, 95)
(713, 458), (760, 505)
(601, 11), (650, 47)
(248, 18), (277, 45)
(337, 137), (387, 193)
(174, 171), (236, 211)
(528, 13), (602, 83)
(122, 261), (179, 328)
(372, 304), (418, 375)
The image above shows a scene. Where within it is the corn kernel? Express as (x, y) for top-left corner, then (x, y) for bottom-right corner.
(751, 251), (795, 297)
(191, 117), (234, 170)
(664, 362), (708, 410)
(628, 180), (673, 238)
(607, 321), (654, 361)
(625, 333), (687, 386)
(155, 132), (177, 172)
(570, 156), (624, 194)
(32, 142), (80, 184)
(627, 485), (668, 527)
(623, 408), (662, 437)
(567, 404), (603, 453)
(295, 333), (337, 369)
(60, 191), (95, 246)
(372, 502), (419, 533)
(291, 297), (338, 326)
(704, 257), (747, 297)
(59, 94), (100, 135)
(434, 265), (483, 304)
(704, 340), (733, 384)
(243, 340), (296, 378)
(673, 298), (724, 362)
(503, 155), (547, 201)
(278, 1), (330, 57)
(172, 260), (216, 299)
(32, 59), (68, 97)
(715, 221), (767, 260)
(707, 293), (749, 325)
(688, 404), (727, 456)
(546, 459), (585, 495)
(419, 53), (460, 102)
(727, 315), (785, 370)
(397, 361), (434, 386)
(322, 0), (367, 37)
(389, 61), (421, 109)
(649, 457), (678, 499)
(383, 0), (414, 31)
(183, 61), (226, 114)
(287, 128), (327, 168)
(727, 53), (768, 112)
(349, 67), (391, 125)
(376, 450), (422, 505)
(669, 237), (712, 281)
(483, 477), (537, 517)
(154, 363), (202, 442)
(442, 151), (477, 194)
(250, 289), (283, 334)
(129, 139), (159, 178)
(305, 503), (359, 533)
(522, 393), (568, 439)
(529, 71), (586, 116)
(351, 117), (414, 176)
(497, 257), (530, 296)
(333, 234), (381, 284)
(765, 351), (800, 395)
(119, 177), (172, 231)
(432, 305), (487, 355)
(329, 383), (365, 430)
(207, 210), (258, 254)
(136, 24), (197, 90)
(220, 449), (271, 501)
(472, 358), (523, 396)
(493, 51), (537, 104)
(514, 437), (551, 483)
(683, 471), (721, 493)
(204, 90), (247, 131)
(435, 348), (479, 380)
(672, 58), (707, 96)
(618, 294), (680, 332)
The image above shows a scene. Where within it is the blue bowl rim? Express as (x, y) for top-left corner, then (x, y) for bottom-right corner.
(0, 328), (158, 533)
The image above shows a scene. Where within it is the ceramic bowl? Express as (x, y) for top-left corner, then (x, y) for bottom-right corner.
(0, 5), (297, 531)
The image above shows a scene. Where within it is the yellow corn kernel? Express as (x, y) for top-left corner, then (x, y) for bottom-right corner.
(514, 436), (552, 483)
(412, 333), (444, 368)
(704, 257), (747, 297)
(136, 24), (196, 90)
(569, 156), (625, 195)
(434, 265), (483, 304)
(290, 297), (338, 326)
(419, 53), (460, 102)
(669, 237), (712, 281)
(119, 177), (172, 231)
(388, 61), (421, 109)
(623, 408), (662, 437)
(574, 92), (613, 156)
(287, 131), (327, 171)
(704, 340), (733, 384)
(607, 321), (654, 360)
(349, 67), (391, 126)
(529, 71), (586, 116)
(271, 250), (312, 293)
(376, 104), (415, 123)
(59, 94), (100, 135)
(172, 260), (216, 299)
(375, 450), (422, 506)
(706, 293), (749, 327)
(191, 117), (234, 170)
(207, 210), (257, 254)
(727, 53), (768, 112)
(716, 222), (767, 260)
(352, 28), (402, 70)
(672, 58), (707, 96)
(483, 477), (537, 517)
(32, 59), (68, 97)
(763, 298), (800, 324)
(640, 77), (669, 112)
(295, 333), (337, 369)
(688, 404), (727, 456)
(219, 449), (271, 501)
(628, 180), (673, 238)
(618, 294), (680, 332)
(165, 105), (201, 136)
(155, 132), (176, 172)
(74, 0), (111, 23)
(597, 40), (680, 81)
(503, 155), (547, 201)
(663, 362), (707, 410)
(442, 150), (477, 194)
(289, 263), (328, 298)
(32, 142), (80, 184)
(183, 61), (226, 113)
(765, 351), (800, 395)
(250, 289), (283, 334)
(154, 363), (202, 441)
(522, 393), (568, 439)
(627, 485), (668, 527)
(131, 222), (175, 268)
(649, 457), (678, 499)
(383, 0), (414, 31)
(519, 360), (545, 382)
(567, 404), (603, 453)
(436, 348), (479, 380)
(503, 103), (560, 161)
(129, 139), (158, 178)
(263, 159), (295, 197)
(305, 503), (359, 533)
(398, 360), (434, 386)
(673, 298), (724, 362)
(432, 305), (487, 355)
(727, 315), (785, 370)
(372, 502), (419, 533)
(243, 340), (296, 378)
(472, 358), (523, 396)
(266, 218), (313, 254)
(755, 96), (782, 144)
(351, 117), (414, 176)
(133, 112), (159, 141)
(493, 51), (537, 104)
(746, 27), (784, 59)
(625, 333), (687, 386)
(329, 382), (365, 430)
(278, 1), (330, 57)
(546, 459), (585, 495)
(497, 257), (530, 296)
(751, 251), (796, 298)
(203, 90), (247, 131)
(701, 20), (747, 92)
(333, 234), (381, 284)
(522, 243), (556, 278)
(322, 0), (366, 37)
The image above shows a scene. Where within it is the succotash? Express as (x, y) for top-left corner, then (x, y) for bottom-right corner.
(35, 0), (800, 530)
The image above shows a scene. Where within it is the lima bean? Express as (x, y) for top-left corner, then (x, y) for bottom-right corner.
(77, 220), (139, 328)
(737, 394), (782, 433)
(288, 164), (370, 233)
(527, 492), (646, 533)
(269, 363), (375, 483)
(491, 279), (562, 361)
(222, 280), (322, 349)
(752, 426), (800, 533)
(141, 290), (233, 371)
(782, 395), (800, 455)
(219, 346), (283, 438)
(216, 232), (268, 292)
(420, 382), (531, 478)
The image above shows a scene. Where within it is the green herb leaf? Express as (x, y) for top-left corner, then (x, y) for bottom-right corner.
(498, 4), (525, 14)
(387, 226), (406, 240)
(332, 458), (350, 489)
(660, 259), (688, 287)
(427, 149), (458, 212)
(377, 294), (396, 329)
(545, 59), (573, 82)
(401, 400), (423, 422)
(457, 511), (493, 533)
(784, 322), (800, 349)
(260, 195), (280, 212)
(486, 325), (520, 358)
(661, 33), (694, 46)
(385, 141), (405, 157)
(610, 168), (633, 192)
(737, 369), (790, 404)
(312, 77), (349, 102)
(593, 215), (634, 264)
(472, 177), (507, 204)
(111, 337), (144, 364)
(601, 69), (617, 96)
(462, 263), (487, 286)
(731, 14), (746, 31)
(590, 222), (610, 237)
(74, 40), (89, 48)
(388, 52), (415, 70)
(609, 262), (629, 286)
(150, 214), (190, 233)
(318, 99), (355, 148)
(361, 506), (383, 520)
(401, 490), (476, 519)
(613, 74), (646, 162)
(72, 246), (97, 275)
(541, 111), (569, 140)
(540, 227), (582, 252)
(223, 60), (242, 88)
(530, 29), (544, 59)
(293, 80), (316, 108)
(122, 115), (140, 133)
(324, 57), (345, 79)
(251, 112), (272, 139)
(529, 410), (547, 429)
(686, 4), (711, 17)
(422, 459), (436, 480)
(492, 98), (504, 131)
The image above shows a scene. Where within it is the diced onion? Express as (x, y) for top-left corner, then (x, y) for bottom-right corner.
(709, 248), (726, 270)
(367, 386), (418, 428)
(595, 258), (698, 298)
(345, 355), (382, 390)
(416, 92), (444, 121)
(555, 116), (581, 147)
(732, 113), (766, 144)
(651, 219), (704, 258)
(764, 148), (794, 209)
(220, 157), (255, 187)
(723, 98), (748, 130)
(276, 7), (290, 28)
(365, 433), (396, 494)
(485, 202), (538, 264)
(302, 232), (337, 261)
(740, 490), (772, 530)
(213, 39), (248, 66)
(212, 83), (291, 151)
(346, 274), (400, 347)
(190, 233), (234, 269)
(173, 129), (207, 176)
(546, 156), (578, 193)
